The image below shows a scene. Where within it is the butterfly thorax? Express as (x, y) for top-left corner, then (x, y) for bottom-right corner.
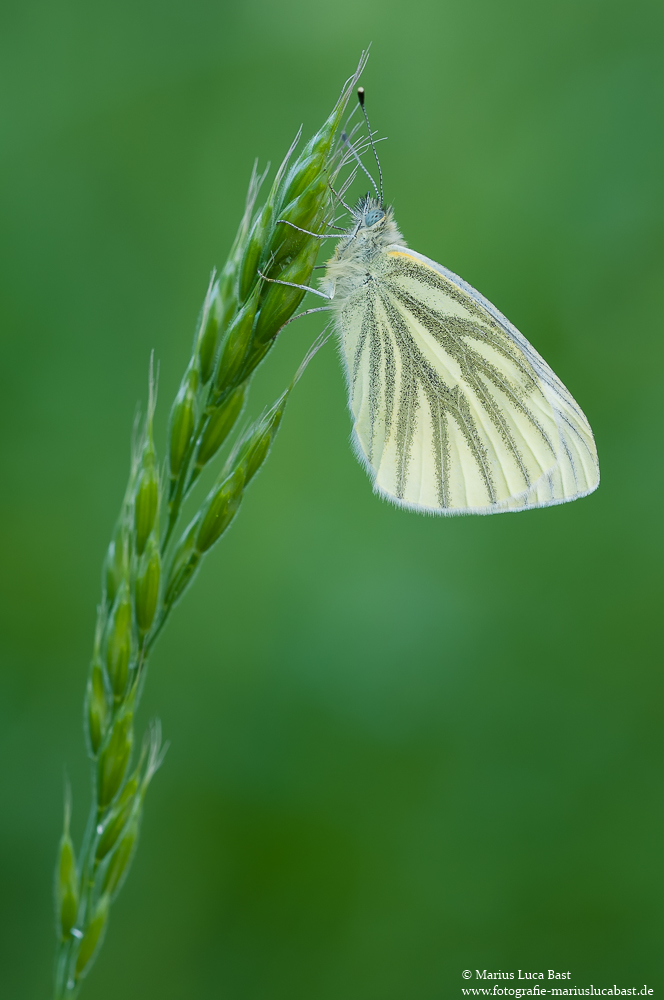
(320, 197), (405, 304)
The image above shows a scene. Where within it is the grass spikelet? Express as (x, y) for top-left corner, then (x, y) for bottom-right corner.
(52, 53), (368, 998)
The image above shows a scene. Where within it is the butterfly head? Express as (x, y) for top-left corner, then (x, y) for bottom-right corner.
(363, 207), (385, 227)
(354, 194), (386, 231)
(332, 194), (403, 253)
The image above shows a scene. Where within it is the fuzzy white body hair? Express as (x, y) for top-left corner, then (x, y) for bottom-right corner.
(320, 198), (405, 304)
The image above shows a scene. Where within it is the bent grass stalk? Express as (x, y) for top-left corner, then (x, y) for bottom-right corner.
(52, 53), (368, 999)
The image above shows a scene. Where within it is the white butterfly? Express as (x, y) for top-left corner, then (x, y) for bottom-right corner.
(321, 198), (600, 515)
(275, 92), (600, 515)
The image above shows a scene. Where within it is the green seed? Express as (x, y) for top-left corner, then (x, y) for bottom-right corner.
(96, 722), (162, 864)
(56, 820), (78, 941)
(217, 260), (238, 333)
(103, 529), (128, 608)
(87, 660), (109, 757)
(74, 896), (109, 979)
(98, 707), (134, 811)
(214, 285), (260, 394)
(133, 450), (159, 557)
(164, 519), (201, 607)
(214, 158), (268, 333)
(253, 240), (320, 346)
(105, 583), (132, 701)
(102, 819), (138, 898)
(195, 467), (245, 554)
(196, 280), (222, 384)
(238, 201), (273, 303)
(96, 777), (138, 862)
(168, 366), (198, 483)
(194, 385), (246, 472)
(134, 540), (160, 634)
(236, 397), (287, 487)
(280, 151), (321, 205)
(269, 179), (327, 269)
(275, 110), (339, 222)
(243, 432), (272, 485)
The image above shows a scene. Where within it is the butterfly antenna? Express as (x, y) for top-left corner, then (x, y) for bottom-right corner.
(357, 87), (383, 204)
(340, 131), (380, 200)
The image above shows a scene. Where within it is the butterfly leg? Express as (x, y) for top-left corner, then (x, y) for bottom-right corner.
(328, 182), (354, 215)
(275, 220), (340, 239)
(271, 305), (334, 339)
(257, 269), (332, 300)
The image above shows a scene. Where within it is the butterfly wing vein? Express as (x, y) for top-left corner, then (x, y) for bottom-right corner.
(338, 250), (599, 515)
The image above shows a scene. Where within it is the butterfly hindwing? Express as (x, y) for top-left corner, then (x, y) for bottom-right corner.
(337, 247), (599, 514)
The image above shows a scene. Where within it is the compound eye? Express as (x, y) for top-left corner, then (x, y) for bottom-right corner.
(364, 209), (384, 227)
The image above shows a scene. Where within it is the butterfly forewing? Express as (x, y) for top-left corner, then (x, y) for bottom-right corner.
(338, 247), (599, 514)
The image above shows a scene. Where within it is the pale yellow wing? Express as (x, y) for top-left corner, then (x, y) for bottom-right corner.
(336, 247), (599, 514)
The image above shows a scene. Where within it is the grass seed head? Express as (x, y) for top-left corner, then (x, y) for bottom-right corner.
(52, 54), (368, 996)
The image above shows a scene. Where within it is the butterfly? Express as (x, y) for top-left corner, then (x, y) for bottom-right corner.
(278, 89), (600, 515)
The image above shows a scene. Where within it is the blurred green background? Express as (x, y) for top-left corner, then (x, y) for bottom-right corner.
(1, 1), (663, 997)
